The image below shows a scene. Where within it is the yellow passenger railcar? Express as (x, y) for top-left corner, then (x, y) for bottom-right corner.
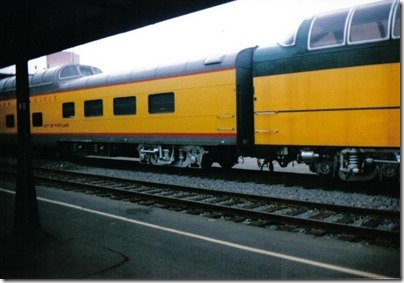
(252, 0), (400, 180)
(0, 0), (400, 181)
(0, 54), (250, 168)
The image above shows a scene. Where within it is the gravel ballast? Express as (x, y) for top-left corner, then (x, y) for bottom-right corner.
(40, 158), (400, 212)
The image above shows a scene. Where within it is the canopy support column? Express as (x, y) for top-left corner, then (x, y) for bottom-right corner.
(14, 59), (41, 235)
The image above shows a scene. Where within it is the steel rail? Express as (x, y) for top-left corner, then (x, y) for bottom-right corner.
(33, 167), (398, 217)
(30, 167), (400, 242)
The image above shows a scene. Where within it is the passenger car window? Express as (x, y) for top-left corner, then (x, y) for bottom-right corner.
(149, 92), (175, 114)
(62, 102), (75, 118)
(349, 1), (392, 43)
(279, 30), (297, 47)
(393, 2), (400, 38)
(2, 77), (16, 93)
(309, 10), (349, 49)
(84, 99), (103, 117)
(79, 66), (93, 76)
(42, 69), (54, 84)
(0, 78), (7, 92)
(114, 96), (136, 116)
(6, 114), (15, 128)
(32, 112), (43, 127)
(31, 72), (43, 86)
(59, 65), (80, 79)
(92, 67), (103, 75)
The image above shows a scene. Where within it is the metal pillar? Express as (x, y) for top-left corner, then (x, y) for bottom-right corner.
(14, 59), (41, 235)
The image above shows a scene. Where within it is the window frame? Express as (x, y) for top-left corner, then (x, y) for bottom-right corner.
(5, 114), (15, 128)
(308, 9), (351, 50)
(148, 92), (175, 114)
(59, 65), (81, 80)
(62, 102), (75, 118)
(347, 1), (394, 45)
(392, 1), (400, 39)
(32, 112), (43, 127)
(31, 72), (44, 86)
(84, 99), (103, 117)
(113, 96), (137, 116)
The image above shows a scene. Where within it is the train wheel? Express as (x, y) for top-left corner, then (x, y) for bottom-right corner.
(258, 159), (274, 172)
(219, 160), (237, 169)
(218, 156), (238, 169)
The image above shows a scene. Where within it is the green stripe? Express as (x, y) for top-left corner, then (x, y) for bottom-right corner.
(253, 41), (400, 78)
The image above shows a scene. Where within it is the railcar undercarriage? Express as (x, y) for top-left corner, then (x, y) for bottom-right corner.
(58, 140), (399, 181)
(57, 140), (240, 169)
(257, 146), (400, 181)
(137, 144), (239, 169)
(138, 145), (207, 168)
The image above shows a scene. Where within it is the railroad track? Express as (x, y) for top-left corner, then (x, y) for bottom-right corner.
(0, 162), (399, 242)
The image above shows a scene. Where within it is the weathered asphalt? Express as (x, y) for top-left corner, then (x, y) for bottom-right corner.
(0, 181), (400, 279)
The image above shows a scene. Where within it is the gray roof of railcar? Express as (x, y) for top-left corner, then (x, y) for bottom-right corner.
(59, 52), (239, 92)
(0, 51), (240, 99)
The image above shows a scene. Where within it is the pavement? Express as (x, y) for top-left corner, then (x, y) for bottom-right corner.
(0, 180), (400, 280)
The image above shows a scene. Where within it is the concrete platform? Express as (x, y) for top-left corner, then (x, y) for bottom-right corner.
(0, 181), (400, 279)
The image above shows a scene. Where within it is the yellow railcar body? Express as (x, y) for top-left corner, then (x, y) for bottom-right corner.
(1, 69), (237, 142)
(0, 100), (17, 134)
(254, 63), (400, 147)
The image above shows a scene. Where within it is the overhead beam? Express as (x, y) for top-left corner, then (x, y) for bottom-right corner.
(0, 0), (231, 68)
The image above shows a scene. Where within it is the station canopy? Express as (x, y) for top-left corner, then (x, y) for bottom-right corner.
(0, 0), (231, 69)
